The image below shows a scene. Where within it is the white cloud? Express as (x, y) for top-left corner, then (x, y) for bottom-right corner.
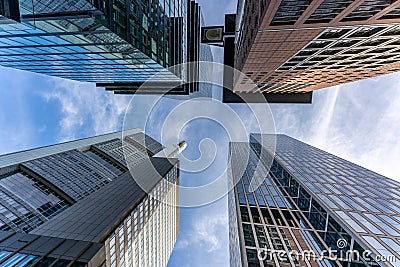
(307, 85), (340, 148)
(40, 77), (131, 142)
(190, 211), (226, 252)
(177, 213), (226, 253)
(170, 198), (229, 266)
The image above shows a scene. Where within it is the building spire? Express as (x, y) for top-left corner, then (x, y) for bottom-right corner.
(153, 141), (187, 158)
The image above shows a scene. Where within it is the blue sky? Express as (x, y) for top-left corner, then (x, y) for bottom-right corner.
(1, 0), (400, 266)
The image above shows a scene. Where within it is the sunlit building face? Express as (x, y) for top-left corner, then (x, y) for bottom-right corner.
(229, 134), (400, 267)
(0, 129), (180, 266)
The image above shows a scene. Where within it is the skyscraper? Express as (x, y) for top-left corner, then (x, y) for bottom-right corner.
(229, 134), (400, 267)
(0, 0), (212, 97)
(0, 129), (182, 266)
(224, 0), (400, 103)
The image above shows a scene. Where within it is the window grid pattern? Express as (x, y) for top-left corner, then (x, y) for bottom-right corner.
(236, 0), (400, 94)
(230, 142), (341, 267)
(381, 5), (400, 19)
(234, 0), (261, 72)
(125, 132), (164, 156)
(258, 24), (400, 93)
(278, 25), (400, 73)
(93, 138), (148, 168)
(0, 230), (102, 266)
(84, 149), (125, 176)
(305, 0), (354, 24)
(0, 251), (38, 267)
(341, 0), (394, 22)
(0, 0), (185, 84)
(0, 130), (166, 236)
(0, 128), (141, 169)
(19, 0), (96, 15)
(0, 171), (70, 233)
(248, 134), (400, 266)
(0, 21), (179, 83)
(22, 149), (117, 201)
(0, 189), (44, 233)
(270, 0), (311, 26)
(105, 166), (179, 267)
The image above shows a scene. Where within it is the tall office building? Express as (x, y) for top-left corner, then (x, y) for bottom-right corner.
(0, 0), (212, 97)
(0, 129), (181, 266)
(229, 134), (400, 267)
(224, 0), (400, 103)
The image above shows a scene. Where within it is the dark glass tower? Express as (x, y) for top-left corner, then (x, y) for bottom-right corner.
(229, 134), (400, 267)
(0, 129), (180, 266)
(0, 0), (212, 96)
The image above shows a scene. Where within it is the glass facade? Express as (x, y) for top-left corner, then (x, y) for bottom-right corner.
(0, 0), (212, 96)
(0, 171), (69, 232)
(270, 0), (311, 26)
(229, 134), (400, 267)
(0, 129), (163, 233)
(0, 230), (104, 266)
(105, 166), (179, 267)
(341, 0), (393, 22)
(0, 129), (180, 266)
(21, 149), (118, 201)
(0, 0), (182, 82)
(124, 132), (165, 155)
(92, 138), (147, 167)
(107, 0), (213, 97)
(234, 0), (262, 73)
(197, 12), (213, 98)
(0, 128), (142, 169)
(305, 0), (354, 24)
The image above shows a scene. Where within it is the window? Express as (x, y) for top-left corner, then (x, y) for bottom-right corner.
(318, 28), (351, 39)
(305, 40), (331, 49)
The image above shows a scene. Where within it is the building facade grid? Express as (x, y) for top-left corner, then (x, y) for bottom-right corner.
(229, 134), (400, 267)
(234, 0), (400, 94)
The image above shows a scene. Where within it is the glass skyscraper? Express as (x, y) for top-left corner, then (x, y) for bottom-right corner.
(229, 134), (400, 267)
(0, 0), (212, 96)
(0, 129), (180, 266)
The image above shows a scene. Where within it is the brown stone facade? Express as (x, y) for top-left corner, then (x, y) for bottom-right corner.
(235, 0), (400, 93)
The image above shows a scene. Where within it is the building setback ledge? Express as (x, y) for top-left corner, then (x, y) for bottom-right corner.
(222, 88), (313, 104)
